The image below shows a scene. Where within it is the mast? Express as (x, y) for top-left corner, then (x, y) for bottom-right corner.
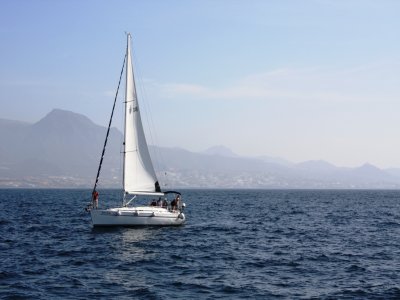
(122, 33), (130, 195)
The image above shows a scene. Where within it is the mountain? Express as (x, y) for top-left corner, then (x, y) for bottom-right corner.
(202, 145), (239, 157)
(288, 161), (398, 189)
(346, 163), (397, 183)
(1, 109), (400, 189)
(294, 160), (338, 173)
(0, 109), (122, 187)
(385, 168), (400, 179)
(256, 155), (293, 167)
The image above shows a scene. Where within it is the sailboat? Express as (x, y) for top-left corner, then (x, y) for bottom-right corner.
(88, 33), (186, 226)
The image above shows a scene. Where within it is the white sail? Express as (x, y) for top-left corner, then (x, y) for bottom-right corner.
(123, 34), (159, 194)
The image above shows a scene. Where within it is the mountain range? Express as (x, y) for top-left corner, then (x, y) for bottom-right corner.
(1, 109), (400, 189)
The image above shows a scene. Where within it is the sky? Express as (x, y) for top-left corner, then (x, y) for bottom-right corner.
(1, 0), (400, 168)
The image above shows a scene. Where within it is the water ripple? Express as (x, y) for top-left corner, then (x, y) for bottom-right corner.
(1, 189), (400, 299)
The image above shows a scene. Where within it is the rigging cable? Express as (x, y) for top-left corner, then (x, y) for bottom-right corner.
(91, 53), (127, 196)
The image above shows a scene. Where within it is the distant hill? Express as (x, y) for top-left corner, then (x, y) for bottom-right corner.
(202, 145), (239, 157)
(1, 109), (400, 189)
(0, 109), (122, 187)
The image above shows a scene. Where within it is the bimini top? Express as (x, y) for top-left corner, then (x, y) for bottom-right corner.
(163, 191), (182, 195)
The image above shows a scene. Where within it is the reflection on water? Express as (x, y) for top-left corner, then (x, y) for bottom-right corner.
(93, 227), (163, 291)
(120, 228), (161, 262)
(92, 226), (161, 262)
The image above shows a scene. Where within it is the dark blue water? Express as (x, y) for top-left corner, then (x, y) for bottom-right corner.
(1, 189), (400, 299)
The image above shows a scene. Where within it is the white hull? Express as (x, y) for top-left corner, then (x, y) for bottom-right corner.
(91, 206), (185, 226)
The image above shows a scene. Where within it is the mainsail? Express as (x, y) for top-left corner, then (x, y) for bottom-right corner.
(123, 34), (160, 194)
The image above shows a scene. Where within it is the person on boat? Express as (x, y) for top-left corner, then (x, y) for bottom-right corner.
(92, 190), (99, 209)
(171, 195), (180, 211)
(162, 199), (168, 209)
(157, 197), (163, 207)
(150, 199), (157, 206)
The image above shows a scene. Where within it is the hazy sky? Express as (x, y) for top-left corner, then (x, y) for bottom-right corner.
(1, 0), (400, 168)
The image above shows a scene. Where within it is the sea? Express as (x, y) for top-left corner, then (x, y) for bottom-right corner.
(1, 189), (400, 299)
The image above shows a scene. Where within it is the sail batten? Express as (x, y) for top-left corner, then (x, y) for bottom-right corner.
(123, 33), (159, 194)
